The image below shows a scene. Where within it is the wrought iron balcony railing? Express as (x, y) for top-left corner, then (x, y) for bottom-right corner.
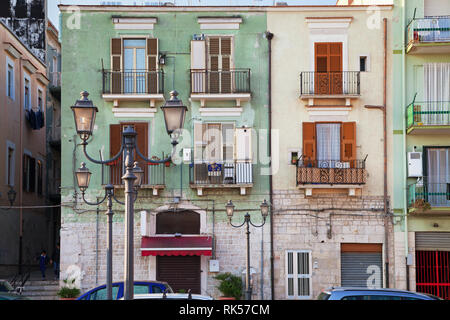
(406, 101), (450, 129)
(407, 16), (450, 45)
(408, 181), (450, 208)
(190, 69), (251, 94)
(102, 69), (164, 95)
(189, 160), (253, 185)
(296, 159), (367, 185)
(300, 71), (360, 96)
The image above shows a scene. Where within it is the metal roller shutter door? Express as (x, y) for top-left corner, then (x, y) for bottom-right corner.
(341, 244), (383, 288)
(415, 232), (450, 251)
(156, 256), (201, 294)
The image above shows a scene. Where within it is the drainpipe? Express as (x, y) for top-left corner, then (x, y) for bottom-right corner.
(18, 57), (24, 275)
(264, 30), (274, 300)
(383, 18), (390, 289)
(401, 0), (410, 291)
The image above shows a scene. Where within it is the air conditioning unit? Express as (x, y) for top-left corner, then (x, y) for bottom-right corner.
(408, 152), (423, 177)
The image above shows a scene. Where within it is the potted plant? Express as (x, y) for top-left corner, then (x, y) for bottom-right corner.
(412, 198), (431, 211)
(214, 272), (242, 300)
(57, 278), (81, 300)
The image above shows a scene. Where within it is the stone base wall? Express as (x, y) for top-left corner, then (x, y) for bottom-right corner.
(60, 205), (272, 300)
(272, 189), (393, 299)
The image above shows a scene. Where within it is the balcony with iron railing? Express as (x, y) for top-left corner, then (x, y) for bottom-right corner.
(102, 158), (166, 195)
(299, 71), (360, 106)
(189, 69), (251, 109)
(406, 101), (450, 134)
(296, 157), (367, 196)
(408, 181), (450, 213)
(189, 160), (253, 196)
(101, 69), (165, 112)
(407, 16), (450, 54)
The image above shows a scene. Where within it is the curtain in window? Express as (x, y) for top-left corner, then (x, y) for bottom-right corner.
(424, 63), (450, 125)
(316, 123), (341, 168)
(427, 148), (450, 206)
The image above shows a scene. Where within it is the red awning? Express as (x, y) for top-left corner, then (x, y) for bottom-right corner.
(141, 236), (213, 257)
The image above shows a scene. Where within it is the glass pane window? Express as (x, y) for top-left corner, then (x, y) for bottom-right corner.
(7, 64), (14, 98)
(134, 284), (150, 295)
(123, 39), (146, 94)
(24, 79), (30, 110)
(286, 250), (312, 299)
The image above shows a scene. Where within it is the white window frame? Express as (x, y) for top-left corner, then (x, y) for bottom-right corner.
(285, 250), (313, 300)
(24, 73), (32, 111)
(359, 54), (370, 72)
(5, 141), (16, 187)
(6, 56), (15, 100)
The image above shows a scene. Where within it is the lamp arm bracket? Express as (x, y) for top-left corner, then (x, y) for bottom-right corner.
(249, 218), (267, 229)
(229, 219), (247, 229)
(83, 142), (124, 165)
(135, 142), (172, 164)
(82, 192), (107, 206)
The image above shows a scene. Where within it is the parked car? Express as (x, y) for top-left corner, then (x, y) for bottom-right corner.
(121, 292), (213, 300)
(0, 292), (30, 300)
(317, 287), (442, 300)
(77, 281), (173, 300)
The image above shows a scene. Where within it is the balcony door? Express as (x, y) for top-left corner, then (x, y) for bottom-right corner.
(315, 42), (343, 95)
(426, 148), (450, 207)
(124, 39), (146, 94)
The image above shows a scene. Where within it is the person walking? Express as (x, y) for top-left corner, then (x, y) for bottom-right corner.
(50, 244), (60, 280)
(38, 250), (49, 280)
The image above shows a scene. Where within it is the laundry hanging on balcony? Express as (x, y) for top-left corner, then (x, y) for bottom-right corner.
(25, 109), (45, 130)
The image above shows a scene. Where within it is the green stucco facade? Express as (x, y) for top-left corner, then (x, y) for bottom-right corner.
(59, 7), (271, 298)
(392, 0), (450, 246)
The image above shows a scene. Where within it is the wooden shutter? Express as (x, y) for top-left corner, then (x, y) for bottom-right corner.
(302, 123), (316, 165)
(208, 37), (221, 93)
(314, 42), (342, 94)
(23, 155), (28, 191)
(235, 127), (252, 162)
(341, 122), (356, 167)
(110, 124), (122, 185)
(147, 38), (158, 94)
(191, 40), (206, 93)
(111, 38), (122, 94)
(221, 38), (231, 93)
(134, 122), (149, 185)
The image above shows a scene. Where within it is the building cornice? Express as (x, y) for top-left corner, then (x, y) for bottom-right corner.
(58, 5), (393, 13)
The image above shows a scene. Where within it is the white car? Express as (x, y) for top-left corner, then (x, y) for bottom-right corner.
(120, 292), (213, 300)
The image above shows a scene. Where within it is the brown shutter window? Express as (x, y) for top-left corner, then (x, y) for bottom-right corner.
(134, 122), (149, 185)
(147, 38), (158, 94)
(341, 122), (356, 167)
(302, 122), (316, 165)
(109, 124), (122, 185)
(111, 38), (122, 94)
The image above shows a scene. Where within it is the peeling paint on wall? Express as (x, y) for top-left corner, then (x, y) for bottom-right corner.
(1, 0), (46, 62)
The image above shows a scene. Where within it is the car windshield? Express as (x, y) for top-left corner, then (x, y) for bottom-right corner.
(317, 292), (331, 300)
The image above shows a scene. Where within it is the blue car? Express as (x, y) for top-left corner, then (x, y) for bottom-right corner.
(77, 281), (173, 300)
(317, 287), (442, 300)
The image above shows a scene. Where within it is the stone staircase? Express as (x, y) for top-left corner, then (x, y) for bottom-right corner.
(21, 279), (60, 300)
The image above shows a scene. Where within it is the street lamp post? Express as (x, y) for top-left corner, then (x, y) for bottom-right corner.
(71, 91), (187, 300)
(76, 162), (142, 300)
(225, 199), (269, 300)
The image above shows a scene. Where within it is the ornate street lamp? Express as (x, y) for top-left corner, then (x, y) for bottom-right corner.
(70, 91), (98, 142)
(71, 90), (187, 300)
(226, 199), (270, 300)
